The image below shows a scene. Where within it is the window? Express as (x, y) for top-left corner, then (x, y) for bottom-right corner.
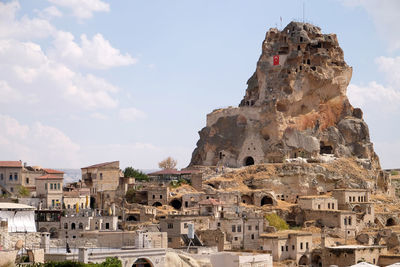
(50, 183), (53, 190)
(167, 223), (173, 229)
(79, 223), (83, 229)
(52, 199), (55, 207)
(255, 225), (259, 230)
(318, 204), (321, 209)
(99, 173), (103, 180)
(237, 225), (242, 232)
(353, 196), (356, 202)
(67, 204), (70, 209)
(248, 225), (252, 231)
(168, 238), (172, 242)
(349, 196), (351, 202)
(300, 242), (303, 250)
(10, 187), (13, 192)
(160, 195), (162, 199)
(292, 245), (295, 250)
(281, 246), (284, 252)
(184, 223), (188, 228)
(14, 173), (17, 181)
(71, 223), (76, 230)
(332, 203), (335, 209)
(251, 234), (255, 240)
(9, 174), (12, 181)
(349, 217), (352, 226)
(45, 183), (47, 190)
(64, 223), (68, 229)
(306, 242), (309, 249)
(286, 246), (288, 251)
(185, 201), (188, 208)
(0, 173), (3, 180)
(344, 218), (347, 225)
(153, 195), (155, 199)
(232, 225), (236, 232)
(328, 203), (330, 209)
(57, 183), (60, 190)
(105, 223), (109, 229)
(234, 237), (238, 241)
(217, 222), (221, 227)
(26, 177), (29, 184)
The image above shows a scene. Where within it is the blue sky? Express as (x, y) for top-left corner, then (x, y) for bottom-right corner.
(0, 0), (399, 169)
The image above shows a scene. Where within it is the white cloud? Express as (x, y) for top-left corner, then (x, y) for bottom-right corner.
(341, 0), (400, 51)
(0, 114), (80, 167)
(0, 1), (55, 40)
(0, 39), (119, 110)
(0, 80), (21, 102)
(48, 0), (109, 19)
(35, 6), (63, 20)
(90, 112), (108, 120)
(49, 32), (137, 69)
(118, 107), (146, 122)
(375, 56), (400, 87)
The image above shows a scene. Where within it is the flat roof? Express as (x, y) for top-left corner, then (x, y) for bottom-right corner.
(299, 195), (334, 199)
(0, 203), (35, 210)
(333, 188), (368, 192)
(327, 245), (385, 250)
(0, 161), (22, 168)
(260, 230), (312, 238)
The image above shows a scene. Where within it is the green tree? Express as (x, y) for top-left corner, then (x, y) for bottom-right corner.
(265, 213), (289, 230)
(17, 185), (30, 197)
(123, 167), (149, 181)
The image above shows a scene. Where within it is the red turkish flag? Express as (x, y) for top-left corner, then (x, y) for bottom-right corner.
(273, 55), (279, 65)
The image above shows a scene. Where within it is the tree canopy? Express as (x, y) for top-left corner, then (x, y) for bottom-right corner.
(158, 156), (177, 169)
(123, 167), (148, 181)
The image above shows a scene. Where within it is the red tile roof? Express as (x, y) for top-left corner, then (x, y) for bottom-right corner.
(0, 161), (22, 167)
(148, 168), (181, 176)
(81, 161), (119, 169)
(37, 174), (63, 180)
(43, 168), (64, 174)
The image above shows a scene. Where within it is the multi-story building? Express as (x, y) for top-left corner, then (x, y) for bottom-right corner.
(81, 161), (121, 194)
(36, 170), (64, 209)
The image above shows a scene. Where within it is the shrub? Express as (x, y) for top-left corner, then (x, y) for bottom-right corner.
(265, 213), (289, 230)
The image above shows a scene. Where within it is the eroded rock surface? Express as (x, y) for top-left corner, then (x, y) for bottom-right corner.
(190, 21), (379, 169)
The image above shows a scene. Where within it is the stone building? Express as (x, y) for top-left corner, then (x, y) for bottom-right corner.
(259, 230), (313, 265)
(332, 189), (370, 209)
(36, 171), (64, 209)
(81, 161), (121, 195)
(298, 195), (338, 210)
(322, 245), (386, 267)
(63, 188), (90, 210)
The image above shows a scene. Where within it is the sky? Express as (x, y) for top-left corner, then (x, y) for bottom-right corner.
(0, 0), (399, 170)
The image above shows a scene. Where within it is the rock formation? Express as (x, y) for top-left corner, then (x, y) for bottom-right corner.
(190, 21), (380, 169)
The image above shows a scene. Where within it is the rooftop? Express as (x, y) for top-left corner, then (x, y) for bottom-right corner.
(298, 195), (334, 199)
(327, 245), (385, 250)
(0, 161), (22, 168)
(0, 202), (35, 210)
(37, 174), (63, 180)
(43, 168), (64, 174)
(259, 230), (312, 238)
(81, 161), (119, 169)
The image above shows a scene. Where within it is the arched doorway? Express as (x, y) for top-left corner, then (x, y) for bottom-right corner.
(241, 195), (253, 205)
(312, 255), (322, 267)
(244, 157), (255, 166)
(49, 227), (58, 238)
(387, 218), (396, 226)
(261, 195), (273, 206)
(39, 227), (48, 232)
(132, 258), (153, 267)
(352, 205), (362, 213)
(170, 199), (182, 210)
(152, 202), (162, 207)
(299, 255), (309, 266)
(127, 215), (138, 221)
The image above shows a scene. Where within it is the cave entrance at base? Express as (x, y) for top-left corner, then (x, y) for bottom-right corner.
(152, 202), (162, 207)
(320, 142), (333, 154)
(132, 258), (153, 267)
(170, 199), (182, 210)
(299, 255), (309, 266)
(244, 156), (255, 166)
(387, 218), (396, 226)
(261, 195), (273, 206)
(311, 255), (322, 267)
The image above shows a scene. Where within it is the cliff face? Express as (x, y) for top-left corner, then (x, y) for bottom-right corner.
(190, 21), (380, 169)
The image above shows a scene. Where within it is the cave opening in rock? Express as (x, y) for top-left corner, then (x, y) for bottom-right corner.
(152, 202), (162, 207)
(261, 195), (273, 206)
(244, 156), (254, 166)
(320, 142), (333, 154)
(170, 199), (182, 210)
(386, 218), (396, 226)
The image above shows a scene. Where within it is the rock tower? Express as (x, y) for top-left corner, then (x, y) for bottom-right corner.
(190, 21), (380, 169)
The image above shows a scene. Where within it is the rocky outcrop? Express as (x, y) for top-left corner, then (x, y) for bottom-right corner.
(190, 21), (380, 170)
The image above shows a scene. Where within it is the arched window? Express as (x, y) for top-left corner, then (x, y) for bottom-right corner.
(71, 223), (76, 230)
